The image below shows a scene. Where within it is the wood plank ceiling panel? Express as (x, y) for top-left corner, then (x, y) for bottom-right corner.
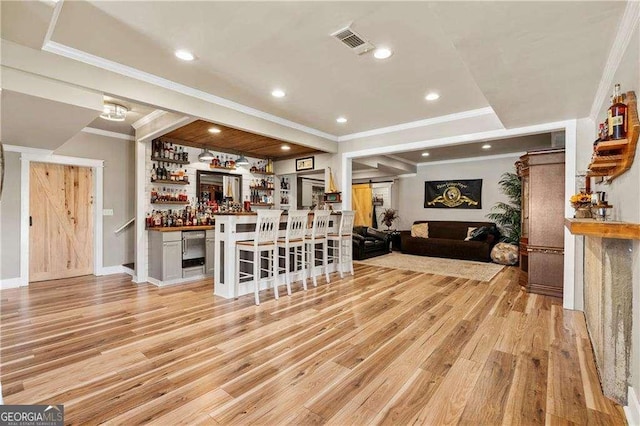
(162, 120), (323, 160)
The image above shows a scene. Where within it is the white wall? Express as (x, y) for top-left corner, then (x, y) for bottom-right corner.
(397, 154), (521, 231)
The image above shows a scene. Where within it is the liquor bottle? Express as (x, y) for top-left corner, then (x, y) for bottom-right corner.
(163, 141), (169, 159)
(153, 140), (160, 158)
(608, 83), (627, 140)
(183, 170), (189, 184)
(151, 163), (157, 181)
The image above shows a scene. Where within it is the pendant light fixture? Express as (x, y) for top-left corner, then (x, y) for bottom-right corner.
(198, 148), (214, 162)
(236, 154), (250, 166)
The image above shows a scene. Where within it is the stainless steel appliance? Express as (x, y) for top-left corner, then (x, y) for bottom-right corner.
(182, 231), (206, 268)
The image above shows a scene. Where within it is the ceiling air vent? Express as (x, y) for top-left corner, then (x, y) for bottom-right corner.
(330, 26), (375, 55)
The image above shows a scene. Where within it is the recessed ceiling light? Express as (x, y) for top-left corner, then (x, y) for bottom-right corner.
(373, 47), (393, 59)
(208, 127), (221, 134)
(482, 144), (492, 149)
(175, 50), (195, 61)
(336, 117), (348, 123)
(421, 152), (430, 157)
(281, 145), (291, 151)
(271, 89), (286, 98)
(425, 92), (440, 101)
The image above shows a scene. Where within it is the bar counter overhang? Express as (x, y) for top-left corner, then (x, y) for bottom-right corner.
(213, 211), (343, 299)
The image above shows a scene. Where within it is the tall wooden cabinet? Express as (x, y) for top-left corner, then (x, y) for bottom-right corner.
(518, 148), (565, 299)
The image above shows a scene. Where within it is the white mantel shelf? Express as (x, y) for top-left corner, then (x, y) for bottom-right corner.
(565, 218), (640, 240)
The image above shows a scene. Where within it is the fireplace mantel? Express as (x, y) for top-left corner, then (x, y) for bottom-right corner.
(565, 218), (640, 240)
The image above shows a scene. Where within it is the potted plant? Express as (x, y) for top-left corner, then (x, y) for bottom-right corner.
(379, 208), (399, 230)
(487, 171), (521, 244)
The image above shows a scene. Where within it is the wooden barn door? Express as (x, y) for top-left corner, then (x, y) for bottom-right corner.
(352, 183), (373, 227)
(29, 163), (94, 282)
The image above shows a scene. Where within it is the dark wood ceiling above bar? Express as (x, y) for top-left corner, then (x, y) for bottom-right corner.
(161, 119), (323, 160)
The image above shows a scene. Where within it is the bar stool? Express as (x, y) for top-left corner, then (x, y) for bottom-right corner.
(327, 210), (355, 278)
(277, 210), (310, 293)
(305, 210), (331, 287)
(235, 209), (282, 305)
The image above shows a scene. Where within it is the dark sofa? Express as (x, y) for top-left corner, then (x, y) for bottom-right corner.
(400, 221), (497, 262)
(352, 226), (391, 260)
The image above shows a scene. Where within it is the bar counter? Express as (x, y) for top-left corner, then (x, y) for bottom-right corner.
(147, 225), (215, 232)
(213, 211), (342, 299)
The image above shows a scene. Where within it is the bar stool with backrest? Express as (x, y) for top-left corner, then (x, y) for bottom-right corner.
(235, 209), (282, 305)
(327, 210), (355, 278)
(276, 209), (310, 294)
(305, 209), (331, 287)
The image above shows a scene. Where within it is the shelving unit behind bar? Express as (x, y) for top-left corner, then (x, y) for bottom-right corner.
(587, 91), (639, 182)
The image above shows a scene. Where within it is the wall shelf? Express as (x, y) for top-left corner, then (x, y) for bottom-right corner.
(151, 156), (190, 165)
(565, 218), (640, 240)
(151, 201), (190, 205)
(151, 179), (189, 185)
(587, 91), (639, 182)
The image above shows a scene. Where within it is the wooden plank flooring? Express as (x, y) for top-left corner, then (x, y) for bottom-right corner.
(0, 265), (625, 425)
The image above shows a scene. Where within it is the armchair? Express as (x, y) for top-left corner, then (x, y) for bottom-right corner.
(352, 226), (391, 260)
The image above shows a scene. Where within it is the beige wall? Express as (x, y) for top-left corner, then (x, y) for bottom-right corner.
(56, 132), (135, 267)
(396, 154), (520, 231)
(0, 151), (22, 280)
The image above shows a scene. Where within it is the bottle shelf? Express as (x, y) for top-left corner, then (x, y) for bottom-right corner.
(151, 156), (190, 165)
(250, 171), (274, 176)
(210, 165), (236, 171)
(151, 179), (189, 185)
(252, 203), (274, 207)
(595, 139), (628, 152)
(151, 201), (190, 205)
(249, 186), (273, 191)
(587, 91), (638, 181)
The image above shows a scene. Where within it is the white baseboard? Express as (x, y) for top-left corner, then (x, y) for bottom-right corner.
(122, 265), (135, 277)
(97, 265), (126, 276)
(0, 276), (27, 290)
(626, 386), (640, 426)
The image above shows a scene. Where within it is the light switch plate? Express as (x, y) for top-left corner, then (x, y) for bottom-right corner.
(103, 209), (114, 216)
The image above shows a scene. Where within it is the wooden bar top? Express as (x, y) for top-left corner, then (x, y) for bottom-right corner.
(148, 225), (214, 232)
(565, 218), (640, 240)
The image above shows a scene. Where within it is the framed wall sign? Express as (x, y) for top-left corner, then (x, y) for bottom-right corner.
(296, 156), (314, 171)
(424, 179), (482, 209)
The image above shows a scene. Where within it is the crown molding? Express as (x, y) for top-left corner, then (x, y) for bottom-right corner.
(3, 144), (54, 155)
(337, 107), (495, 142)
(416, 151), (525, 167)
(131, 109), (167, 130)
(589, 1), (640, 122)
(42, 41), (338, 141)
(81, 127), (135, 141)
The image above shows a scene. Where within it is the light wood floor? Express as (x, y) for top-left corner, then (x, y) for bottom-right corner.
(0, 265), (625, 425)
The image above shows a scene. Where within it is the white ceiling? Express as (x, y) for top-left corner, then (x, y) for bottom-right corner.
(28, 0), (625, 136)
(391, 133), (554, 164)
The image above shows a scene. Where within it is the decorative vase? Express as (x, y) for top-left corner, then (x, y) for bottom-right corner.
(574, 206), (592, 218)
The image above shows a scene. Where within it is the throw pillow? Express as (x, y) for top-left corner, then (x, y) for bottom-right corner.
(411, 223), (429, 238)
(464, 227), (477, 241)
(470, 226), (490, 241)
